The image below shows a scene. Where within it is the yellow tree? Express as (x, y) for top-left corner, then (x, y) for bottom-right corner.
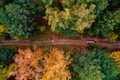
(42, 48), (71, 80)
(110, 51), (120, 68)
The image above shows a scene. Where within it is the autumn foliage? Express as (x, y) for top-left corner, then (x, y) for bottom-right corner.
(14, 47), (71, 80)
(42, 48), (71, 80)
(110, 51), (120, 68)
(14, 48), (36, 80)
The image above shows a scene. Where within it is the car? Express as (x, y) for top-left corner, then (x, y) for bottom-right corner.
(86, 40), (96, 44)
(114, 42), (120, 46)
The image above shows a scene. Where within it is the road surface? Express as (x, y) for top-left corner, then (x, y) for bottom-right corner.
(0, 39), (120, 49)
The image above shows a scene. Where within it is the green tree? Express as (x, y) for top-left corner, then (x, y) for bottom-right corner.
(0, 24), (9, 40)
(0, 46), (16, 67)
(110, 0), (120, 6)
(87, 8), (120, 38)
(45, 0), (110, 35)
(0, 0), (37, 39)
(106, 32), (118, 42)
(72, 48), (120, 80)
(0, 0), (4, 7)
(34, 0), (54, 16)
(0, 64), (15, 80)
(45, 4), (96, 34)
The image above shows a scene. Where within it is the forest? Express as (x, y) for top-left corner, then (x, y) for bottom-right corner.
(0, 0), (120, 80)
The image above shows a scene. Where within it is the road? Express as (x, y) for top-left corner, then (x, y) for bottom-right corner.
(0, 39), (120, 49)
